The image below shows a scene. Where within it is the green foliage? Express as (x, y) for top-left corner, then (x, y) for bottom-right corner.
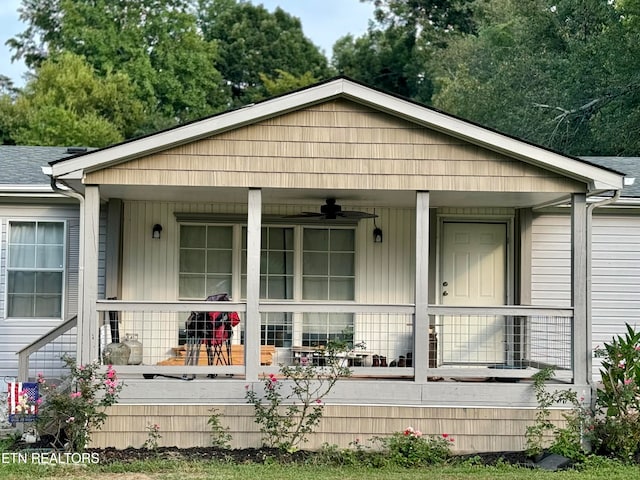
(593, 323), (640, 461)
(197, 0), (331, 105)
(207, 408), (232, 449)
(245, 341), (351, 451)
(259, 70), (319, 97)
(9, 52), (144, 146)
(375, 427), (454, 467)
(142, 423), (162, 451)
(36, 355), (124, 452)
(525, 367), (591, 460)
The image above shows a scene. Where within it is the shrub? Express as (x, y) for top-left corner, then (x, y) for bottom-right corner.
(375, 427), (454, 467)
(36, 355), (123, 452)
(245, 341), (351, 451)
(593, 324), (640, 462)
(208, 408), (232, 449)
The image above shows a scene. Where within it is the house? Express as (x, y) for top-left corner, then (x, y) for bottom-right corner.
(0, 146), (82, 427)
(7, 78), (639, 452)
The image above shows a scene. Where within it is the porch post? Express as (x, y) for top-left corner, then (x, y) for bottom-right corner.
(78, 185), (101, 365)
(414, 191), (430, 383)
(571, 193), (588, 385)
(245, 188), (262, 381)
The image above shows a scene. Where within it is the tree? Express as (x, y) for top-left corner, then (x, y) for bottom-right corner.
(8, 0), (229, 131)
(9, 53), (145, 147)
(197, 0), (332, 104)
(432, 0), (640, 155)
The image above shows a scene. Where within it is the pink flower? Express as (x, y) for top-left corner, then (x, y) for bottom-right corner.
(66, 416), (75, 423)
(625, 378), (633, 385)
(70, 392), (82, 399)
(442, 433), (448, 438)
(404, 427), (415, 436)
(244, 384), (249, 390)
(414, 430), (422, 438)
(448, 437), (455, 442)
(315, 399), (323, 404)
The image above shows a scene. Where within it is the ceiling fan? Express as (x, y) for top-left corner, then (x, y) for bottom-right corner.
(287, 198), (378, 220)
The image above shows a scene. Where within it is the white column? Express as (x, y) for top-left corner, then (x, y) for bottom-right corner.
(244, 188), (262, 381)
(414, 191), (430, 383)
(571, 193), (588, 385)
(78, 185), (101, 364)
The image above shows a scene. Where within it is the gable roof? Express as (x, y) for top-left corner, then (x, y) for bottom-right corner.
(582, 157), (640, 198)
(50, 77), (623, 193)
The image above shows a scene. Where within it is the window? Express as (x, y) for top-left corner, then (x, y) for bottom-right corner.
(302, 228), (355, 346)
(7, 221), (65, 318)
(179, 225), (233, 299)
(178, 223), (355, 348)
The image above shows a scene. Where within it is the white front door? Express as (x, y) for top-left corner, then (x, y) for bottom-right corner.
(439, 222), (507, 364)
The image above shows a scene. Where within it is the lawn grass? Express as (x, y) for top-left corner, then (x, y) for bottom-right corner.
(2, 456), (640, 480)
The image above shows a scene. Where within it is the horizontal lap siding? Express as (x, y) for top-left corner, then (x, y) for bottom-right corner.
(591, 214), (640, 351)
(0, 205), (80, 381)
(92, 404), (568, 453)
(86, 100), (582, 193)
(531, 214), (572, 306)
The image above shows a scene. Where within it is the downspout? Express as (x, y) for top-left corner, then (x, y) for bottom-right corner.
(585, 188), (624, 406)
(44, 167), (87, 363)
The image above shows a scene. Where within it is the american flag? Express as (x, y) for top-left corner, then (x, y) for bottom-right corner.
(8, 382), (39, 423)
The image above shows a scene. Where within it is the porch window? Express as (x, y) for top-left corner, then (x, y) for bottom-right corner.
(301, 228), (355, 346)
(178, 225), (233, 299)
(7, 221), (65, 318)
(242, 227), (294, 347)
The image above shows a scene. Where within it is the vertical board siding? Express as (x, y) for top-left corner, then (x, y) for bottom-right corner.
(0, 205), (80, 381)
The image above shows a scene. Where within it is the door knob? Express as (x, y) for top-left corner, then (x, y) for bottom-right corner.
(442, 281), (448, 287)
(443, 291), (448, 296)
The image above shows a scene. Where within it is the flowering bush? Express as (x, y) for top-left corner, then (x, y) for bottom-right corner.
(593, 324), (640, 461)
(36, 355), (123, 452)
(376, 427), (454, 466)
(245, 342), (351, 451)
(143, 423), (162, 451)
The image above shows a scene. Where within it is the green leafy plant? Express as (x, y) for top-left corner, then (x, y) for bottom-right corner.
(525, 367), (590, 460)
(245, 341), (351, 451)
(143, 423), (162, 451)
(593, 323), (640, 461)
(375, 427), (454, 467)
(207, 408), (232, 449)
(36, 355), (123, 452)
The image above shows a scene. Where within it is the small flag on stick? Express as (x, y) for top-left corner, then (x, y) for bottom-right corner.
(8, 382), (39, 423)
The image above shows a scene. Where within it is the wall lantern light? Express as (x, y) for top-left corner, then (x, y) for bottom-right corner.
(152, 224), (163, 239)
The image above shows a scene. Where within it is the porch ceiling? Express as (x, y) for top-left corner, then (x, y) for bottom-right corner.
(97, 184), (567, 209)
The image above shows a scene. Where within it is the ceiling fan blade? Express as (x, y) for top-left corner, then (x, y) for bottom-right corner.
(283, 211), (325, 218)
(339, 210), (378, 219)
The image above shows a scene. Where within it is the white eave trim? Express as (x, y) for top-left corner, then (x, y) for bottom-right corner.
(49, 78), (625, 192)
(0, 184), (54, 193)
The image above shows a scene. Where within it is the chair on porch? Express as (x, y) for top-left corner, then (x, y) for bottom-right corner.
(183, 293), (240, 378)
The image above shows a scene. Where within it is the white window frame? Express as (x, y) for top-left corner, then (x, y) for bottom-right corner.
(5, 219), (67, 320)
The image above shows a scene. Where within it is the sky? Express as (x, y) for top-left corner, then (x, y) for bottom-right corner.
(0, 0), (375, 88)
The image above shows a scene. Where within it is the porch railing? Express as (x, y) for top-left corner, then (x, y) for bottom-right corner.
(94, 300), (574, 382)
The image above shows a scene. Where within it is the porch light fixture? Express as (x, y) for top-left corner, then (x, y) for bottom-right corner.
(373, 213), (383, 243)
(152, 224), (163, 239)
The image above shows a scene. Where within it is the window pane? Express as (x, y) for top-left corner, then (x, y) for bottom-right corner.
(36, 272), (63, 294)
(329, 278), (354, 300)
(180, 226), (205, 248)
(302, 277), (328, 300)
(267, 251), (293, 275)
(35, 295), (62, 317)
(330, 252), (354, 276)
(9, 222), (35, 244)
(266, 276), (293, 299)
(303, 229), (328, 251)
(303, 252), (328, 275)
(9, 245), (35, 268)
(330, 229), (354, 251)
(206, 275), (232, 295)
(206, 252), (232, 273)
(7, 295), (33, 317)
(36, 245), (64, 268)
(37, 222), (64, 244)
(179, 275), (206, 299)
(207, 226), (233, 248)
(180, 250), (206, 273)
(8, 271), (35, 294)
(268, 228), (293, 250)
